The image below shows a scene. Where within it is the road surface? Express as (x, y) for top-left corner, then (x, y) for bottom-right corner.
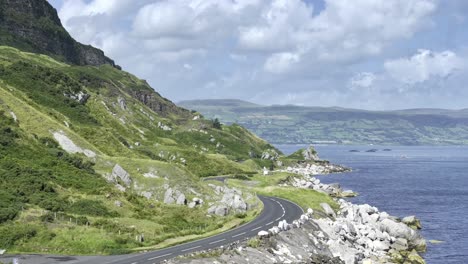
(0, 195), (303, 264)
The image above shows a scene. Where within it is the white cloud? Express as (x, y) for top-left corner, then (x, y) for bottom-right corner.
(384, 49), (464, 84)
(49, 0), (468, 110)
(264, 52), (301, 73)
(350, 72), (377, 89)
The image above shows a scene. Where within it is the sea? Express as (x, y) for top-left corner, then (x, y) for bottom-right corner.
(275, 145), (468, 264)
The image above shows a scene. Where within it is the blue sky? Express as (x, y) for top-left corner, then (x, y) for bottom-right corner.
(47, 0), (468, 110)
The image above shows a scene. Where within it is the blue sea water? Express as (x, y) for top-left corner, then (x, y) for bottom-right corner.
(275, 145), (468, 264)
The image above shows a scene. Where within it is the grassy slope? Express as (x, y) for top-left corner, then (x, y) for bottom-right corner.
(0, 47), (277, 254)
(0, 47), (334, 255)
(179, 99), (468, 145)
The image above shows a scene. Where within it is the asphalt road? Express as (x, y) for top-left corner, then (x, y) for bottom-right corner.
(1, 195), (303, 264)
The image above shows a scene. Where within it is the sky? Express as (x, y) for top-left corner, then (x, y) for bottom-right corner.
(47, 0), (468, 110)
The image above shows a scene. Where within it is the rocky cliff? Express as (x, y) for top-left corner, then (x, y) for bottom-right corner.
(0, 0), (119, 68)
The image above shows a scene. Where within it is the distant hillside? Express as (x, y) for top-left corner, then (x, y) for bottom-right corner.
(179, 99), (468, 145)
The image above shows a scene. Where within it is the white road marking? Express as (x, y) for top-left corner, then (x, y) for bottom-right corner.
(181, 246), (201, 252)
(251, 226), (262, 231)
(148, 253), (172, 260)
(131, 262), (138, 264)
(266, 221), (274, 226)
(232, 232), (246, 238)
(209, 239), (226, 245)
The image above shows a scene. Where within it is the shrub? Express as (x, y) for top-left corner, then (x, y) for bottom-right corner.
(68, 200), (118, 217)
(0, 224), (38, 248)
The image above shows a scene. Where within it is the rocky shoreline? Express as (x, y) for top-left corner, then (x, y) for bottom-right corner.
(165, 162), (426, 264)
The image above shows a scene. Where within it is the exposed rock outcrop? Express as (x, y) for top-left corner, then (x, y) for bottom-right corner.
(164, 188), (187, 205)
(111, 164), (132, 186)
(302, 145), (320, 161)
(261, 149), (279, 160)
(52, 131), (96, 158)
(0, 0), (119, 68)
(207, 184), (250, 216)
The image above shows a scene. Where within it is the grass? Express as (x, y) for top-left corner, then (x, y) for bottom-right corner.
(0, 45), (315, 256)
(227, 172), (339, 212)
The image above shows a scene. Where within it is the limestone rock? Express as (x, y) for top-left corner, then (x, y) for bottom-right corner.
(403, 215), (422, 230)
(320, 203), (336, 218)
(302, 145), (320, 161)
(407, 249), (426, 264)
(117, 97), (127, 110)
(9, 111), (17, 122)
(111, 164), (132, 186)
(257, 231), (269, 238)
(164, 188), (186, 205)
(52, 131), (96, 158)
(379, 219), (415, 240)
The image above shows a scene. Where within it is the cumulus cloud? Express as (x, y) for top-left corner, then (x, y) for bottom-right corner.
(384, 49), (464, 84)
(349, 72), (377, 89)
(48, 0), (468, 109)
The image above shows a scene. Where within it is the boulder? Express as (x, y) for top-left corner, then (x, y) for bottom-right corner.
(112, 164), (132, 186)
(320, 203), (336, 218)
(115, 184), (126, 192)
(391, 238), (408, 251)
(140, 191), (153, 199)
(402, 215), (422, 230)
(371, 240), (390, 252)
(341, 190), (357, 197)
(117, 97), (127, 110)
(407, 249), (425, 264)
(258, 230), (269, 238)
(215, 206), (229, 216)
(0, 249), (5, 255)
(380, 219), (416, 240)
(164, 188), (186, 205)
(114, 200), (122, 207)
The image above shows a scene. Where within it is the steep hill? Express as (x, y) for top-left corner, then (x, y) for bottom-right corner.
(0, 1), (298, 255)
(0, 0), (118, 68)
(179, 99), (468, 145)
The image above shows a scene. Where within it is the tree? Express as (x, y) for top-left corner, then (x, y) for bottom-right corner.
(212, 118), (222, 129)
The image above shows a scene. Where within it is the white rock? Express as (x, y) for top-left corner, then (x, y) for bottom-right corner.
(258, 231), (269, 238)
(320, 203), (336, 218)
(111, 164), (132, 186)
(9, 111), (17, 122)
(53, 131), (96, 158)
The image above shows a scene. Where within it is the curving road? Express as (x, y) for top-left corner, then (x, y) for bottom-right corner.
(0, 196), (303, 264)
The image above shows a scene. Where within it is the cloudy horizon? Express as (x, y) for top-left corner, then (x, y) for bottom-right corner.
(47, 0), (468, 110)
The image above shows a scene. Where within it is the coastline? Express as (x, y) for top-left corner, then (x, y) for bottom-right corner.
(166, 161), (427, 264)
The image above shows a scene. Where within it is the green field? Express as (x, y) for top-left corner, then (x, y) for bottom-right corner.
(179, 99), (468, 145)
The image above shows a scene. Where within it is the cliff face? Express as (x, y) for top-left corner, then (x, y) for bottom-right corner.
(0, 0), (119, 68)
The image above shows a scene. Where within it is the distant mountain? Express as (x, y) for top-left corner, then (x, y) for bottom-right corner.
(179, 99), (468, 145)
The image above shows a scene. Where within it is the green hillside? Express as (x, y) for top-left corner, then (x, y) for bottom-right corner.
(0, 45), (294, 254)
(0, 0), (340, 255)
(179, 99), (468, 145)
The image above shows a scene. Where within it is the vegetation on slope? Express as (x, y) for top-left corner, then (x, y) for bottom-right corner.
(0, 46), (277, 254)
(179, 99), (468, 145)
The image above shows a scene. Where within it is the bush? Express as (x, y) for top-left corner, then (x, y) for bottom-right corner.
(0, 224), (38, 248)
(68, 200), (118, 217)
(212, 118), (222, 129)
